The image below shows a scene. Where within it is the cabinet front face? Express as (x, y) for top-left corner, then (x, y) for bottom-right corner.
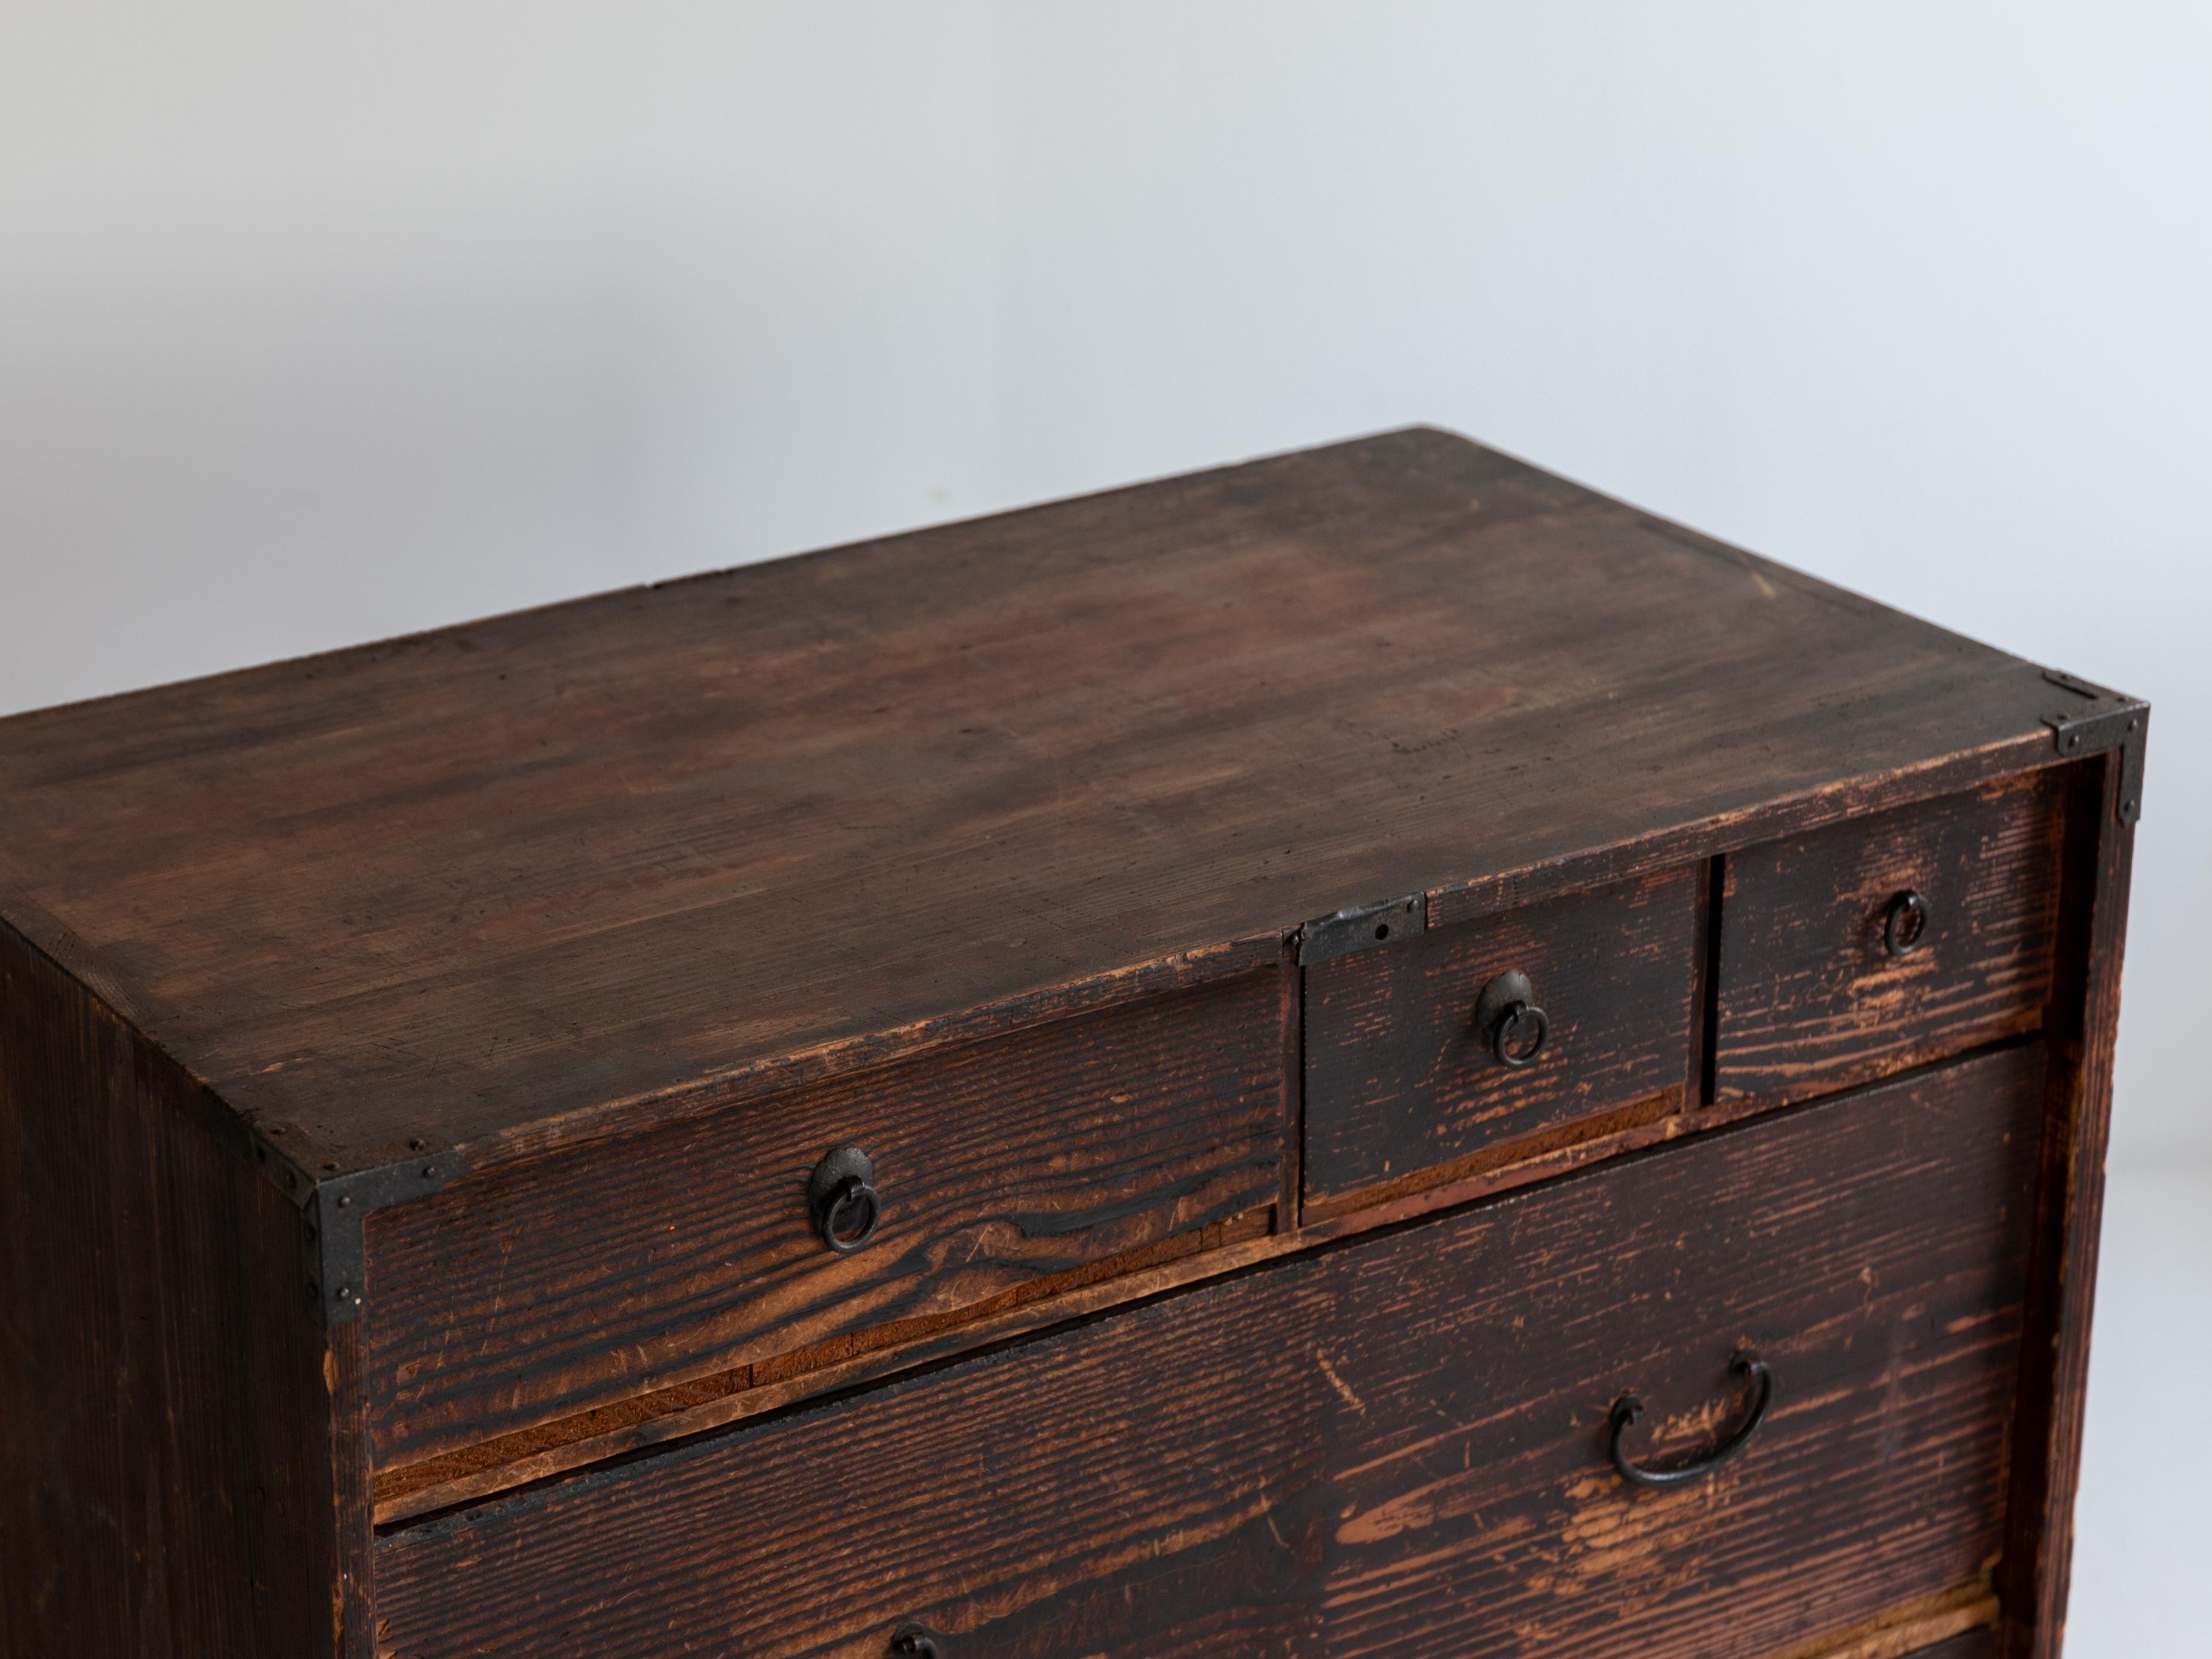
(371, 1045), (2043, 1659)
(1712, 769), (2068, 1104)
(359, 967), (1287, 1474)
(1303, 867), (1701, 1216)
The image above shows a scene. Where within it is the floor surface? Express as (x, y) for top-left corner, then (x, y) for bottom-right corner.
(2061, 1161), (2209, 1655)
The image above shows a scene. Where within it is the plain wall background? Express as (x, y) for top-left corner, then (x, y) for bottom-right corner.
(4, 5), (2208, 1651)
(5, 10), (2204, 1103)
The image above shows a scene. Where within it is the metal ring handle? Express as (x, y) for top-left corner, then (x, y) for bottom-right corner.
(1883, 889), (1931, 957)
(819, 1175), (880, 1254)
(1473, 970), (1550, 1070)
(1609, 1352), (1774, 1489)
(1491, 1000), (1549, 1069)
(891, 1626), (941, 1657)
(808, 1146), (883, 1254)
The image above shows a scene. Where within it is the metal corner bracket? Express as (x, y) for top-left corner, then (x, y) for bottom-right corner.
(1297, 892), (1425, 966)
(2039, 668), (2149, 828)
(308, 1154), (463, 1327)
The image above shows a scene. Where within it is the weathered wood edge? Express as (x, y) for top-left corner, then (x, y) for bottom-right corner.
(325, 730), (2070, 1195)
(0, 726), (2099, 1255)
(1998, 723), (2144, 1658)
(1774, 1584), (1998, 1659)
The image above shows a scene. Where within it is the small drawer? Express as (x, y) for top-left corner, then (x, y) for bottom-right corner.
(1302, 867), (1699, 1215)
(1713, 769), (2067, 1103)
(359, 967), (1286, 1472)
(370, 1045), (2040, 1658)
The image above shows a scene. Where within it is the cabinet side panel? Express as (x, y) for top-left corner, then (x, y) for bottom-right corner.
(0, 920), (346, 1657)
(2000, 748), (2140, 1659)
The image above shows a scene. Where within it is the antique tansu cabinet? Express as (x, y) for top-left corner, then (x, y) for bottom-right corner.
(0, 431), (2144, 1658)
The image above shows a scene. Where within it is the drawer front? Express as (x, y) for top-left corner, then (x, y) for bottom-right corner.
(1304, 867), (1698, 1214)
(372, 1045), (2042, 1658)
(361, 968), (1286, 1470)
(1714, 769), (2067, 1103)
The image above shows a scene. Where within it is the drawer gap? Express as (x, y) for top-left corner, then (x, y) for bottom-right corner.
(1698, 851), (1726, 1107)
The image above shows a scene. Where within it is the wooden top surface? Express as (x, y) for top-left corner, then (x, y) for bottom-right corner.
(0, 429), (2070, 1176)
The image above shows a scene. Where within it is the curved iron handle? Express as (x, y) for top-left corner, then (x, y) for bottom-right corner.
(1609, 1352), (1774, 1489)
(819, 1176), (880, 1253)
(808, 1146), (883, 1254)
(1884, 889), (1931, 957)
(1491, 1000), (1549, 1069)
(891, 1627), (941, 1657)
(1474, 970), (1550, 1069)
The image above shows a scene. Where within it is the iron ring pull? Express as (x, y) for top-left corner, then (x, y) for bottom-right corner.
(819, 1176), (880, 1253)
(1609, 1352), (1775, 1489)
(891, 1626), (941, 1657)
(1884, 889), (1932, 957)
(1474, 970), (1550, 1070)
(807, 1146), (883, 1254)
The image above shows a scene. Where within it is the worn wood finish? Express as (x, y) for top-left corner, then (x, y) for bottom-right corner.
(1313, 1043), (2041, 1659)
(0, 429), (2081, 1176)
(361, 968), (1284, 1469)
(361, 1076), (1812, 1526)
(1763, 1587), (1997, 1659)
(1713, 769), (2067, 1104)
(0, 428), (2143, 1657)
(0, 919), (358, 1655)
(371, 1046), (2043, 1658)
(1997, 749), (2139, 1659)
(1304, 866), (1697, 1213)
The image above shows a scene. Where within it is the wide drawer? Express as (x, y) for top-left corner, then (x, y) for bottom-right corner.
(1713, 769), (2067, 1103)
(1303, 867), (1699, 1214)
(360, 967), (1286, 1471)
(371, 1044), (2044, 1658)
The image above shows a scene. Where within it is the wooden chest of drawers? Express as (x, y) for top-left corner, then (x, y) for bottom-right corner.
(0, 430), (2143, 1658)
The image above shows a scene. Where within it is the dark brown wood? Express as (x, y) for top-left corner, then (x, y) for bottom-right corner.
(0, 430), (2143, 1658)
(1304, 866), (1697, 1213)
(1997, 749), (2140, 1659)
(0, 429), (2079, 1178)
(1916, 1632), (1999, 1659)
(360, 968), (1284, 1470)
(1712, 769), (2067, 1103)
(371, 1046), (2044, 1658)
(1311, 1043), (2040, 1659)
(360, 1077), (1809, 1528)
(0, 919), (361, 1654)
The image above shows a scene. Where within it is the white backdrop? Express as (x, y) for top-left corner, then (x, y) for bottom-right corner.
(17, 5), (2199, 1153)
(2, 8), (2206, 1642)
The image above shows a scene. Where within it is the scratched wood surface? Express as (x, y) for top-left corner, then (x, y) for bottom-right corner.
(0, 428), (2076, 1176)
(361, 968), (1285, 1471)
(0, 920), (354, 1655)
(1303, 866), (1698, 1213)
(1713, 770), (2067, 1104)
(370, 1045), (2043, 1658)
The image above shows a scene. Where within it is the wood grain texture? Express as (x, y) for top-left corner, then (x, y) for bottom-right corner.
(1739, 1585), (1995, 1659)
(1304, 866), (1697, 1213)
(1713, 769), (2066, 1103)
(1998, 749), (2139, 1659)
(360, 969), (1284, 1469)
(370, 1044), (2044, 1659)
(1312, 1042), (2042, 1659)
(0, 428), (2078, 1176)
(363, 1075), (1813, 1526)
(0, 919), (356, 1655)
